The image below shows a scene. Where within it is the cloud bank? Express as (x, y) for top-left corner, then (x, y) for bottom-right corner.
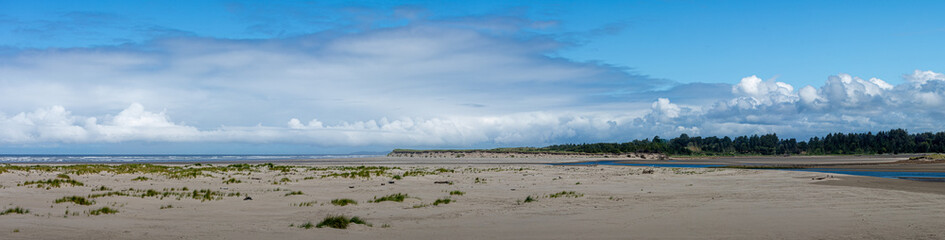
(2, 13), (944, 151)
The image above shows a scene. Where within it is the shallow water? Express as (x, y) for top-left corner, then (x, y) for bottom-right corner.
(552, 160), (945, 182)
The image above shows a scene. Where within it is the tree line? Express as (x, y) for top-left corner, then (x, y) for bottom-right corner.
(542, 129), (945, 155)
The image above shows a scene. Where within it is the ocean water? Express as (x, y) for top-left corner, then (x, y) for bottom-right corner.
(0, 154), (382, 163)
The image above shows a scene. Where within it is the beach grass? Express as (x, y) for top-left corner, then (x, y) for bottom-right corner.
(284, 191), (304, 196)
(55, 196), (95, 205)
(88, 207), (118, 215)
(330, 198), (357, 206)
(315, 215), (370, 229)
(371, 193), (409, 203)
(0, 207), (30, 215)
(449, 190), (465, 196)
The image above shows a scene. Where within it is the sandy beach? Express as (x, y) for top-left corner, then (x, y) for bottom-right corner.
(2, 157), (944, 239)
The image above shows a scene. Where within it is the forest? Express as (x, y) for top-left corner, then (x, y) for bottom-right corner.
(542, 129), (945, 156)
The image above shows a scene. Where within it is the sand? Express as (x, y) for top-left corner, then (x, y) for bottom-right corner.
(1, 157), (944, 239)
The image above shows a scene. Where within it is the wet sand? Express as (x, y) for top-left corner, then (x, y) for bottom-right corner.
(1, 157), (944, 239)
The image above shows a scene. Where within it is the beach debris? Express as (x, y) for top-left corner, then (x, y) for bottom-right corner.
(642, 169), (655, 174)
(388, 181), (395, 184)
(243, 196), (253, 201)
(250, 177), (261, 180)
(220, 187), (228, 190)
(510, 188), (516, 191)
(434, 181), (452, 184)
(812, 176), (827, 180)
(348, 186), (355, 189)
(381, 183), (385, 186)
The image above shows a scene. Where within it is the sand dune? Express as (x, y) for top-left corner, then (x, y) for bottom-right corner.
(1, 158), (943, 239)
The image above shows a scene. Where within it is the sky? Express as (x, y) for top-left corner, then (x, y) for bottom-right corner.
(1, 0), (944, 154)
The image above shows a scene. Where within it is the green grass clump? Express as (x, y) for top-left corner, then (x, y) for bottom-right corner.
(88, 207), (118, 215)
(284, 191), (304, 196)
(371, 193), (409, 203)
(223, 178), (242, 184)
(56, 174), (71, 179)
(432, 198), (453, 206)
(132, 176), (150, 181)
(315, 215), (369, 229)
(330, 198), (357, 206)
(547, 191), (583, 198)
(55, 196), (95, 205)
(523, 195), (536, 203)
(298, 221), (315, 229)
(160, 204), (173, 209)
(0, 207), (29, 215)
(292, 201), (317, 207)
(449, 190), (465, 196)
(22, 179), (84, 188)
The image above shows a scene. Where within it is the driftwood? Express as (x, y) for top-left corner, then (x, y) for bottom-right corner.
(434, 181), (453, 184)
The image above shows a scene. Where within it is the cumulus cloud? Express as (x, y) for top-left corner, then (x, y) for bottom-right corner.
(2, 9), (945, 151)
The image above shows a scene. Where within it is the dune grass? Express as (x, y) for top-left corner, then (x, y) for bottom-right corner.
(330, 198), (357, 206)
(21, 179), (84, 188)
(449, 190), (465, 196)
(88, 207), (118, 215)
(315, 215), (370, 229)
(284, 191), (304, 196)
(55, 196), (95, 205)
(432, 198), (453, 206)
(0, 207), (29, 215)
(371, 193), (409, 203)
(547, 191), (583, 198)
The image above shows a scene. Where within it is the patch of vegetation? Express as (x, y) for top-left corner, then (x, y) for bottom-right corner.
(297, 221), (315, 229)
(371, 193), (409, 203)
(330, 198), (357, 206)
(279, 177), (292, 183)
(56, 173), (71, 179)
(0, 207), (29, 215)
(132, 176), (150, 181)
(523, 195), (536, 203)
(316, 215), (370, 229)
(87, 188), (239, 202)
(223, 178), (242, 184)
(21, 179), (84, 188)
(312, 166), (395, 179)
(284, 191), (304, 196)
(160, 204), (174, 209)
(449, 190), (465, 196)
(547, 191), (583, 198)
(432, 198), (453, 206)
(292, 201), (318, 207)
(55, 196), (95, 205)
(88, 207), (118, 215)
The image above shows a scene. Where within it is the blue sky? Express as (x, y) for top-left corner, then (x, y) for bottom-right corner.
(1, 1), (944, 153)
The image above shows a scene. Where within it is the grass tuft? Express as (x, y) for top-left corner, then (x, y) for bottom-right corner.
(315, 215), (370, 229)
(55, 196), (95, 205)
(89, 207), (118, 215)
(0, 207), (29, 215)
(432, 198), (453, 206)
(330, 198), (357, 206)
(449, 190), (465, 196)
(132, 176), (150, 181)
(284, 191), (304, 196)
(371, 193), (409, 203)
